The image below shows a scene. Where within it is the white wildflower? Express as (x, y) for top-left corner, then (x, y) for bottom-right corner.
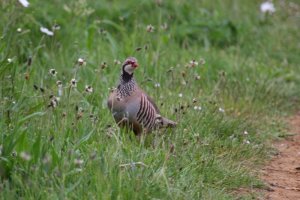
(189, 59), (199, 67)
(243, 131), (249, 135)
(7, 58), (12, 63)
(199, 58), (206, 65)
(49, 69), (57, 77)
(146, 24), (155, 32)
(52, 24), (61, 30)
(57, 81), (63, 96)
(218, 107), (225, 113)
(178, 93), (183, 98)
(244, 140), (251, 144)
(114, 59), (121, 65)
(49, 96), (59, 108)
(74, 158), (84, 166)
(85, 85), (93, 93)
(195, 74), (201, 80)
(154, 83), (160, 88)
(78, 58), (86, 66)
(17, 28), (22, 33)
(40, 27), (54, 36)
(20, 151), (31, 161)
(160, 23), (168, 30)
(260, 1), (276, 14)
(18, 0), (29, 7)
(70, 78), (77, 87)
(193, 106), (202, 111)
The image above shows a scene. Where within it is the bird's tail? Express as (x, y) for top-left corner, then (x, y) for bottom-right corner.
(155, 114), (177, 128)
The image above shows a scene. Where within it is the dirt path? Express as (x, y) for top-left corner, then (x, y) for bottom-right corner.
(261, 112), (300, 199)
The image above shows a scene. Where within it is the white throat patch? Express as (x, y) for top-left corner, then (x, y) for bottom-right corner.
(124, 64), (135, 74)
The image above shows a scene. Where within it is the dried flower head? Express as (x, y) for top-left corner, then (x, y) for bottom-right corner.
(56, 80), (62, 87)
(70, 78), (77, 87)
(52, 24), (61, 30)
(160, 23), (168, 30)
(49, 69), (57, 77)
(199, 58), (206, 65)
(85, 85), (93, 93)
(101, 62), (107, 69)
(189, 59), (199, 67)
(114, 59), (121, 65)
(48, 95), (59, 108)
(195, 75), (201, 80)
(74, 158), (84, 166)
(146, 24), (155, 32)
(78, 58), (86, 66)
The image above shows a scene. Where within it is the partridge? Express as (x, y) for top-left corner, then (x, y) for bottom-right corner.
(107, 57), (176, 135)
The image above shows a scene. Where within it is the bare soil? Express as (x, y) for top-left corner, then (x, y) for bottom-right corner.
(261, 112), (300, 199)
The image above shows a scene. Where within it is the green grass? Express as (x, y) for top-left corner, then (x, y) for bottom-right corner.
(1, 0), (300, 199)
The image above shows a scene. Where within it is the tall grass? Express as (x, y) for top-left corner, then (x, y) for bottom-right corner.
(0, 0), (299, 199)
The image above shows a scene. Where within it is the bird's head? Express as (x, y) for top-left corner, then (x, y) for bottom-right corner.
(122, 57), (139, 75)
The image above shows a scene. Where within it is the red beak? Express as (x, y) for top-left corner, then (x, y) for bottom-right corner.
(133, 62), (139, 68)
